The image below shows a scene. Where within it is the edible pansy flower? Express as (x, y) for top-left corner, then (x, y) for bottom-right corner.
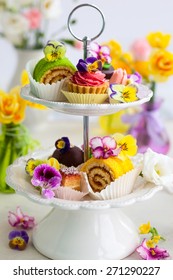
(109, 84), (138, 103)
(89, 136), (120, 159)
(113, 133), (138, 156)
(8, 206), (35, 229)
(31, 164), (62, 198)
(136, 239), (169, 260)
(55, 137), (70, 154)
(142, 148), (173, 192)
(47, 157), (60, 170)
(44, 40), (66, 61)
(76, 57), (102, 73)
(127, 72), (142, 84)
(25, 158), (45, 176)
(8, 230), (29, 251)
(89, 41), (111, 65)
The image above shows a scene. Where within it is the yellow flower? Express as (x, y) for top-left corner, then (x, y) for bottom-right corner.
(112, 52), (134, 74)
(152, 235), (161, 244)
(113, 133), (138, 156)
(104, 40), (122, 58)
(146, 239), (155, 248)
(110, 84), (138, 103)
(99, 110), (130, 135)
(139, 222), (151, 234)
(147, 32), (171, 49)
(133, 61), (150, 79)
(21, 70), (30, 86)
(149, 49), (173, 82)
(0, 86), (26, 124)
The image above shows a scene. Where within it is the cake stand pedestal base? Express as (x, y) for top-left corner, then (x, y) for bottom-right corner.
(32, 207), (140, 260)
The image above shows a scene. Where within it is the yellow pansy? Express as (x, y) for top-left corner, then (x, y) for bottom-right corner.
(139, 222), (151, 234)
(110, 84), (138, 103)
(149, 49), (173, 82)
(99, 110), (130, 135)
(0, 86), (26, 124)
(147, 32), (171, 49)
(113, 133), (138, 156)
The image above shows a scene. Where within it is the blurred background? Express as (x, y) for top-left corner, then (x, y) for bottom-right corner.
(1, 0), (173, 118)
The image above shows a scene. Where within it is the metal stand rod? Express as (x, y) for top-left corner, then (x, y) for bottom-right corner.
(83, 116), (89, 162)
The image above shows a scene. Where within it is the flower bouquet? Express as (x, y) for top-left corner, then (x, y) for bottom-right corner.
(0, 71), (42, 193)
(99, 32), (173, 154)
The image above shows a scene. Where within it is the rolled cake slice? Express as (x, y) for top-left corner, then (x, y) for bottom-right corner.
(81, 156), (133, 193)
(33, 40), (76, 84)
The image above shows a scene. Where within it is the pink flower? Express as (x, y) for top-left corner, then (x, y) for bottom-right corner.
(136, 239), (170, 260)
(90, 136), (120, 159)
(130, 38), (151, 61)
(89, 42), (111, 64)
(23, 8), (42, 30)
(8, 206), (35, 229)
(74, 41), (83, 50)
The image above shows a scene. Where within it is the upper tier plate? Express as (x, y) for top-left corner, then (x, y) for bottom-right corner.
(21, 85), (153, 117)
(6, 148), (162, 211)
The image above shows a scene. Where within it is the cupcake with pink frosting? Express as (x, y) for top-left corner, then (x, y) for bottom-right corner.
(61, 57), (109, 104)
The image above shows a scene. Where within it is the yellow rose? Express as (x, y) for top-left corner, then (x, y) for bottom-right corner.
(147, 32), (171, 49)
(0, 86), (26, 124)
(149, 49), (173, 82)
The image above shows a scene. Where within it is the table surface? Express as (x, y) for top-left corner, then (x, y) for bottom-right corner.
(1, 112), (173, 260)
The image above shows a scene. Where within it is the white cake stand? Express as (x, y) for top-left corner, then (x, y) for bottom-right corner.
(6, 83), (155, 260)
(6, 148), (162, 260)
(15, 3), (155, 259)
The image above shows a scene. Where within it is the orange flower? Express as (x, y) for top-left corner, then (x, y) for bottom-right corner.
(149, 49), (173, 82)
(133, 61), (150, 79)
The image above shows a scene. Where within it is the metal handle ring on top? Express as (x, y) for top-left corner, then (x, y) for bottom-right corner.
(67, 3), (105, 43)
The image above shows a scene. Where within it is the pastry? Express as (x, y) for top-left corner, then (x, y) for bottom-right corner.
(33, 40), (76, 84)
(81, 156), (133, 193)
(60, 166), (81, 191)
(26, 40), (76, 101)
(51, 137), (84, 167)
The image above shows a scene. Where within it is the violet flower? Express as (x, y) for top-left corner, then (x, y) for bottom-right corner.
(55, 137), (70, 154)
(90, 136), (120, 159)
(136, 239), (170, 260)
(8, 206), (35, 229)
(8, 230), (29, 251)
(89, 41), (111, 64)
(31, 164), (62, 198)
(76, 57), (102, 72)
(127, 71), (142, 84)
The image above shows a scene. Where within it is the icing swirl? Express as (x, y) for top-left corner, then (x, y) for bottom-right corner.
(71, 71), (106, 86)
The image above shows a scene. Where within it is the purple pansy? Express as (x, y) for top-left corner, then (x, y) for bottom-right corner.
(89, 42), (111, 64)
(127, 71), (142, 84)
(31, 164), (62, 198)
(76, 57), (102, 72)
(136, 239), (170, 260)
(8, 206), (35, 229)
(8, 230), (29, 250)
(90, 136), (120, 159)
(55, 137), (70, 154)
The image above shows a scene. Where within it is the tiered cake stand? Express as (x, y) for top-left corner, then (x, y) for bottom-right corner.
(6, 4), (162, 260)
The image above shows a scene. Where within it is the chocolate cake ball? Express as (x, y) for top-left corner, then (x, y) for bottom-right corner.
(51, 137), (84, 167)
(102, 65), (115, 80)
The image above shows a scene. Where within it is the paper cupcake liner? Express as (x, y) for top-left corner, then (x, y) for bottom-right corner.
(87, 166), (142, 200)
(54, 172), (89, 201)
(26, 59), (67, 102)
(61, 90), (108, 104)
(68, 81), (109, 94)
